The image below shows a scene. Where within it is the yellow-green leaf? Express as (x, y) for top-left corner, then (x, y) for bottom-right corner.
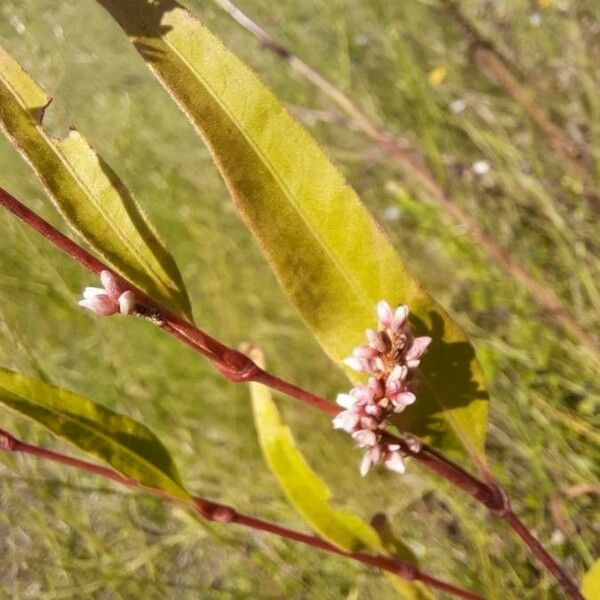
(582, 558), (600, 600)
(249, 349), (431, 599)
(97, 0), (488, 460)
(0, 368), (189, 501)
(0, 45), (193, 321)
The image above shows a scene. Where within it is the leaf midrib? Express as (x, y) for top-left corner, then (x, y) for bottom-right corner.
(160, 23), (371, 306)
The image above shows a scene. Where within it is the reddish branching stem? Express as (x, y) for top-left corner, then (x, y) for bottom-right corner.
(0, 187), (583, 599)
(0, 428), (482, 600)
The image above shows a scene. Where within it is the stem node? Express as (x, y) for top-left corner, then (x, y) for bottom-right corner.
(215, 350), (261, 382)
(0, 428), (18, 451)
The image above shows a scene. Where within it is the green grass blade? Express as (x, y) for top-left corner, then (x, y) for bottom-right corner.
(96, 0), (488, 460)
(0, 45), (193, 321)
(0, 368), (189, 501)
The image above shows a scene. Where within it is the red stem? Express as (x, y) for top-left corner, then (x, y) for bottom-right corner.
(0, 187), (582, 599)
(503, 511), (584, 599)
(0, 428), (482, 600)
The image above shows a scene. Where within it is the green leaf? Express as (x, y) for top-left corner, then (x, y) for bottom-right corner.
(0, 45), (193, 321)
(97, 0), (488, 460)
(582, 559), (600, 600)
(249, 349), (431, 599)
(0, 368), (189, 501)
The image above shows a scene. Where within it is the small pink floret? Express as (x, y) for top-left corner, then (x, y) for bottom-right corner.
(118, 290), (136, 315)
(376, 300), (394, 327)
(79, 272), (136, 318)
(343, 356), (366, 372)
(336, 393), (356, 409)
(100, 270), (121, 299)
(406, 336), (432, 362)
(78, 296), (118, 316)
(384, 451), (406, 474)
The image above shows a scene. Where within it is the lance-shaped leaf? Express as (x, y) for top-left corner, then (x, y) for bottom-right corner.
(0, 368), (189, 501)
(97, 0), (488, 460)
(0, 45), (193, 321)
(249, 349), (431, 599)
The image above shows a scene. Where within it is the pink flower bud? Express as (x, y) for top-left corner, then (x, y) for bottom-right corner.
(384, 451), (406, 474)
(352, 429), (377, 448)
(352, 344), (379, 359)
(118, 291), (136, 315)
(100, 270), (121, 299)
(78, 296), (119, 316)
(376, 300), (394, 328)
(332, 411), (360, 433)
(359, 416), (379, 431)
(343, 356), (366, 372)
(366, 328), (386, 352)
(336, 393), (357, 409)
(83, 287), (106, 299)
(360, 452), (373, 476)
(406, 336), (432, 365)
(393, 305), (408, 328)
(390, 391), (416, 412)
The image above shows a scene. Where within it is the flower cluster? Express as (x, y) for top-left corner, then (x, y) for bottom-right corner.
(79, 270), (136, 316)
(333, 301), (431, 476)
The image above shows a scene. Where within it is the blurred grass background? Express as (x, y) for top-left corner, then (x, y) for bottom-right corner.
(0, 0), (598, 598)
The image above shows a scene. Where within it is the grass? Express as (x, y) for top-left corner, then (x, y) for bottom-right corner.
(0, 0), (598, 598)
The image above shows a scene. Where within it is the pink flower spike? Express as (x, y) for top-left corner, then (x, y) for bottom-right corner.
(336, 393), (357, 409)
(100, 270), (121, 299)
(376, 300), (394, 328)
(343, 357), (366, 372)
(384, 451), (406, 474)
(78, 296), (118, 316)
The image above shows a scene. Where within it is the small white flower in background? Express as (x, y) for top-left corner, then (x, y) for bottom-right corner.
(334, 300), (432, 476)
(529, 13), (542, 27)
(79, 270), (136, 316)
(472, 160), (491, 175)
(450, 98), (467, 114)
(355, 33), (370, 47)
(382, 205), (401, 222)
